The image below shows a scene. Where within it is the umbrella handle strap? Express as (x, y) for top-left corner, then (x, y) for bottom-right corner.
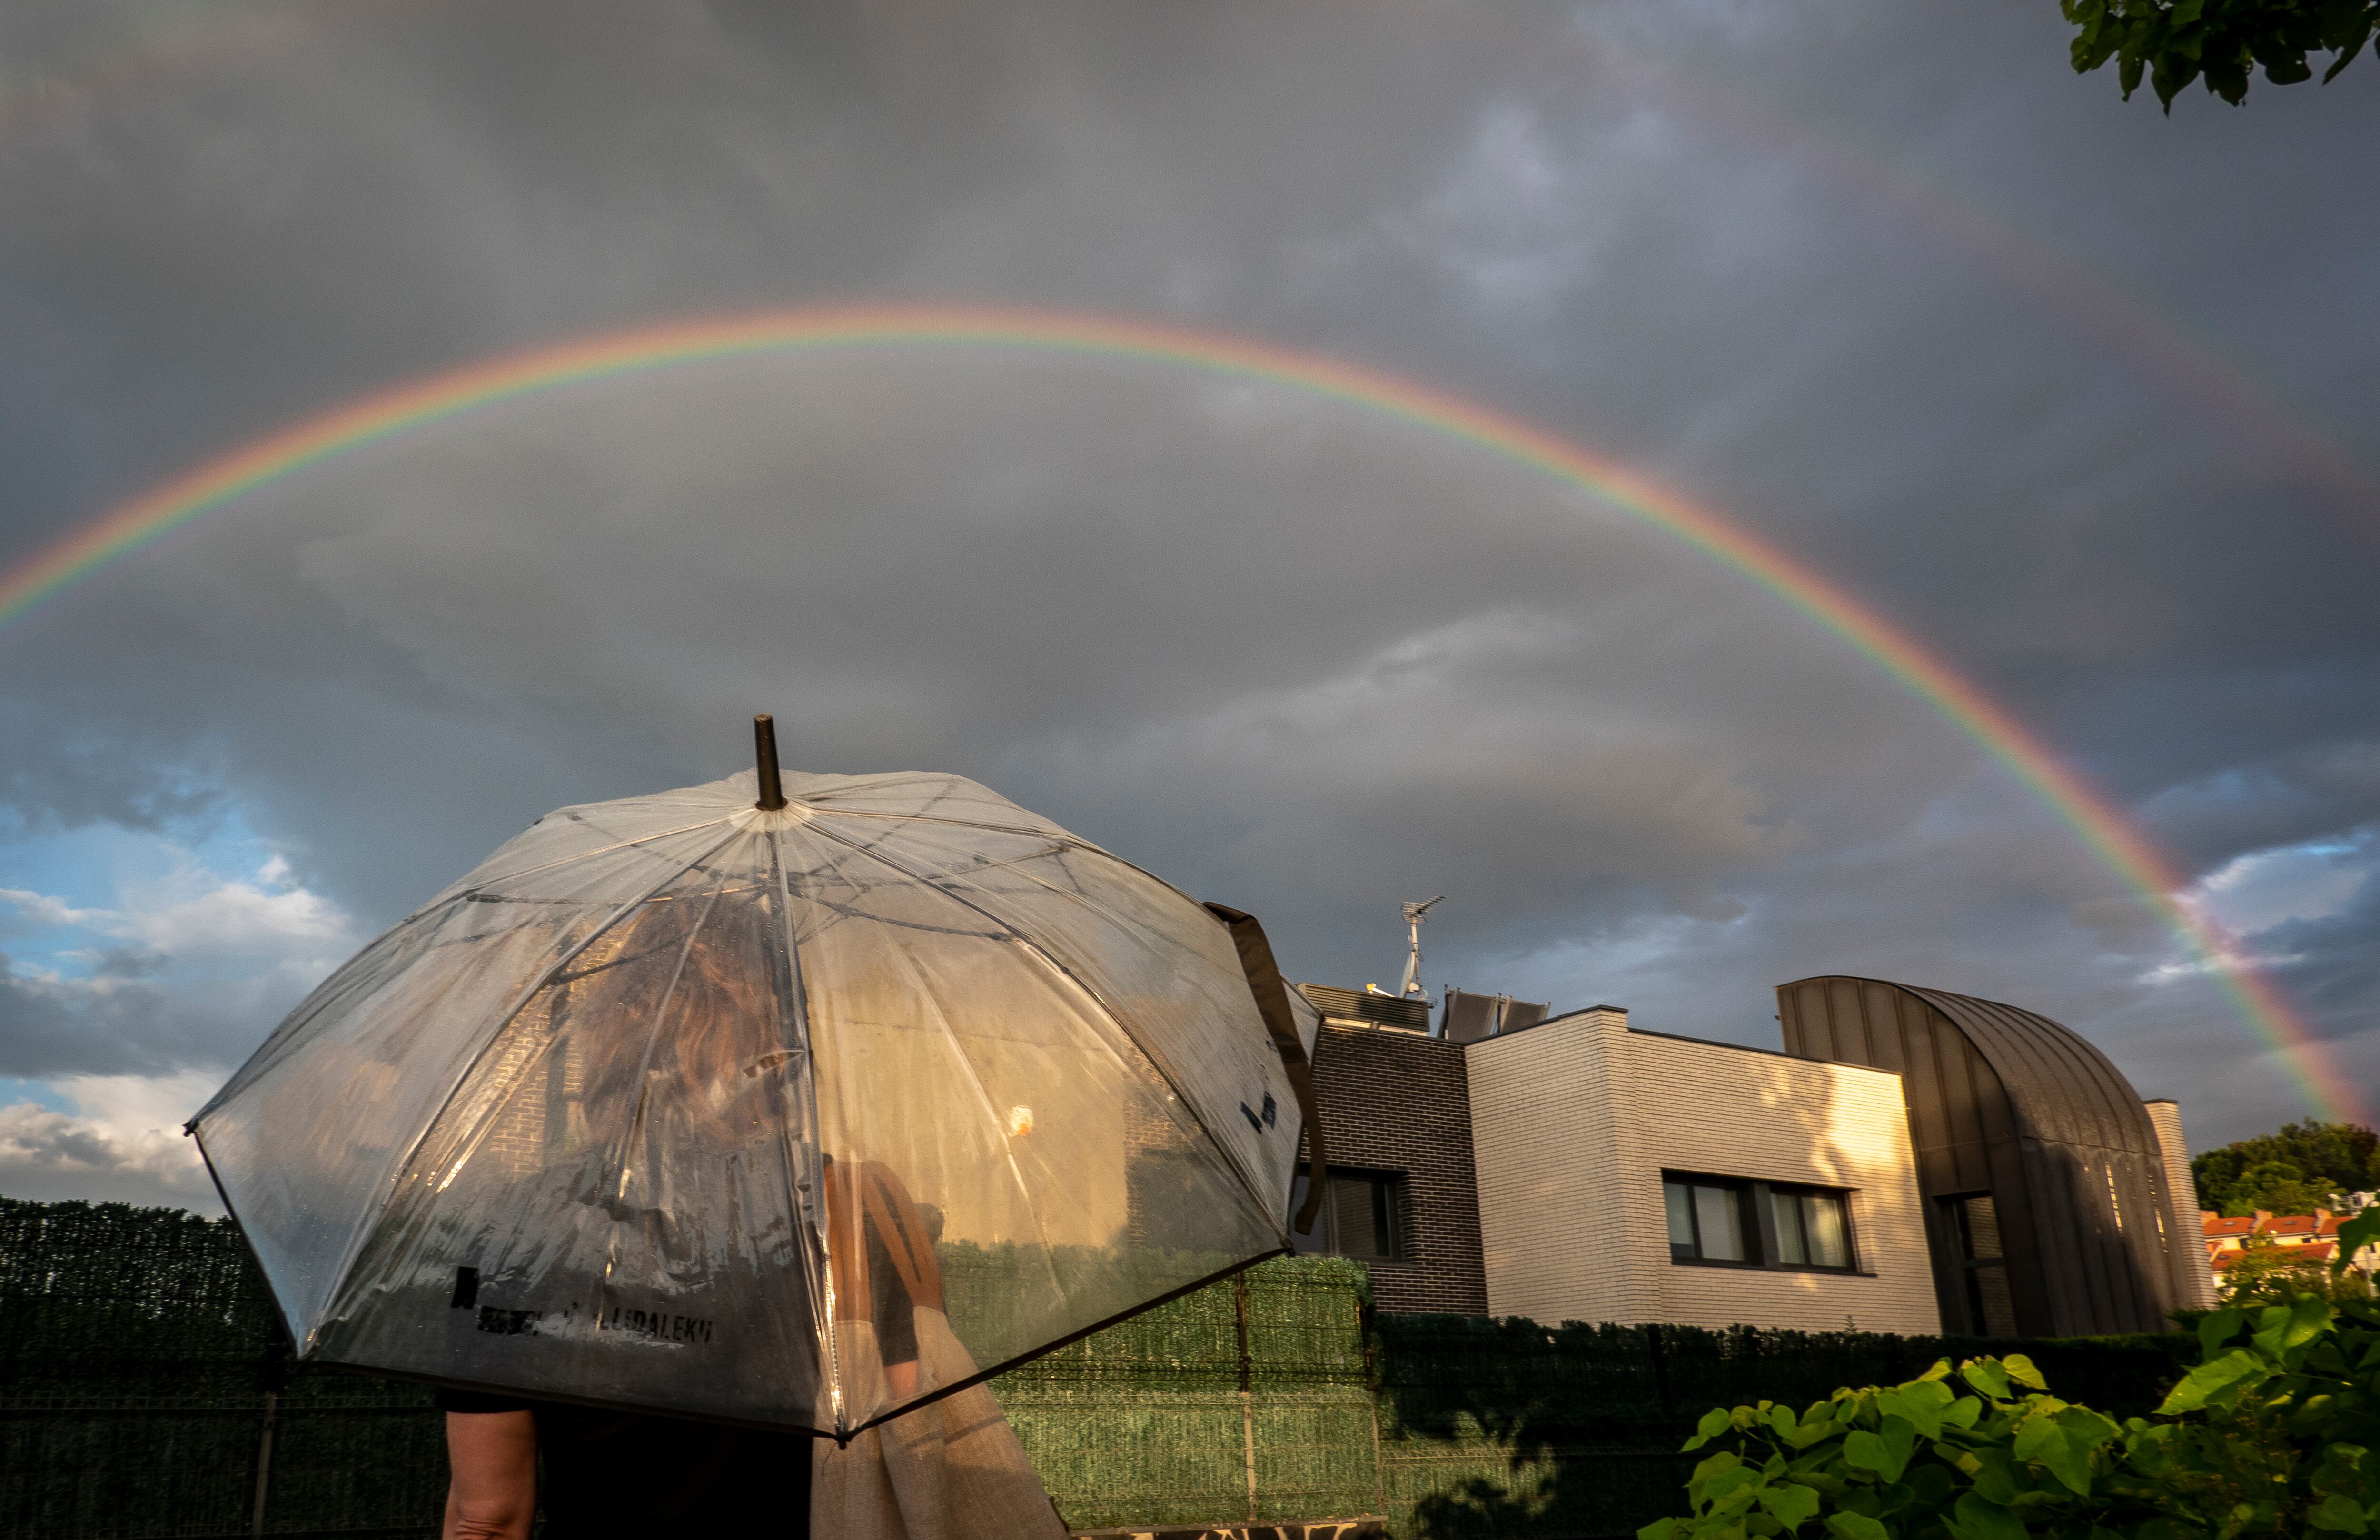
(1203, 902), (1329, 1236)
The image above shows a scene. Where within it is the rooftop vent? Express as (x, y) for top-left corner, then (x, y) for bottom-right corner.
(1298, 984), (1432, 1033)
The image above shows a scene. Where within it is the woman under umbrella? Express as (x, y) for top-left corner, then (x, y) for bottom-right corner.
(192, 719), (1325, 1536)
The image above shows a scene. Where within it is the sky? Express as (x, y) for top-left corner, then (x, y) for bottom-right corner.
(0, 0), (2374, 1212)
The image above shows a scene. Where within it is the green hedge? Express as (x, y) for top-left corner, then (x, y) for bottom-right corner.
(0, 1197), (2199, 1538)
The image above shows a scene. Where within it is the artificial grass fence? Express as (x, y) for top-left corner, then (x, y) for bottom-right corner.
(0, 1198), (2194, 1538)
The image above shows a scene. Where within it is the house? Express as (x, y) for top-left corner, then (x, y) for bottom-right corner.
(2203, 1208), (2378, 1286)
(1294, 974), (2216, 1336)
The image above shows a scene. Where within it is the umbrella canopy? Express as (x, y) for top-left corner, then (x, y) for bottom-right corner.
(190, 734), (1320, 1436)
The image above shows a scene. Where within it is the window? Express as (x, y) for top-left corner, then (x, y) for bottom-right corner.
(1664, 1173), (1859, 1272)
(1291, 1170), (1409, 1262)
(1666, 1178), (1751, 1262)
(1943, 1193), (2018, 1336)
(1769, 1186), (1853, 1270)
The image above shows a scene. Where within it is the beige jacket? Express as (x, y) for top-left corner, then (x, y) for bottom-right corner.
(814, 1310), (1069, 1540)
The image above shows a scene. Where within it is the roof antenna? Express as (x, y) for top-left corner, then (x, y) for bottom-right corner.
(1398, 896), (1445, 1000)
(753, 714), (787, 811)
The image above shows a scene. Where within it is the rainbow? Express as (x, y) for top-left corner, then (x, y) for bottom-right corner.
(2, 301), (2360, 1124)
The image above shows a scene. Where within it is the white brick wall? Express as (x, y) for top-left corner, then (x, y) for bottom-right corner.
(1468, 1011), (1940, 1335)
(1468, 1009), (1657, 1325)
(2144, 1099), (2221, 1311)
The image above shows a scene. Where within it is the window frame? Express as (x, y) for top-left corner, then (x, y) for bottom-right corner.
(1940, 1192), (2019, 1336)
(1662, 1171), (1864, 1275)
(1290, 1167), (1414, 1264)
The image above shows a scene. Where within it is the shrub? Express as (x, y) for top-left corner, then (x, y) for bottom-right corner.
(1639, 1208), (2380, 1539)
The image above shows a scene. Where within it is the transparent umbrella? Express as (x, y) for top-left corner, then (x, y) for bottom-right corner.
(189, 717), (1323, 1437)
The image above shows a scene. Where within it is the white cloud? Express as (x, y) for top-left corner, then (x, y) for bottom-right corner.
(0, 845), (363, 1083)
(117, 868), (351, 960)
(0, 889), (110, 928)
(4, 853), (357, 975)
(0, 1070), (221, 1211)
(2193, 839), (2372, 937)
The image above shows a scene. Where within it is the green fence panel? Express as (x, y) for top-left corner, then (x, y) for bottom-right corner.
(3, 1196), (2200, 1540)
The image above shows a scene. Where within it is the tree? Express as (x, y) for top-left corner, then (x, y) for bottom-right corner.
(2063, 0), (2379, 106)
(2192, 1120), (2380, 1218)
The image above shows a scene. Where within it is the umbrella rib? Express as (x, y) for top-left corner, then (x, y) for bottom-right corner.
(805, 806), (1217, 921)
(318, 825), (750, 1336)
(764, 827), (839, 1433)
(799, 805), (1108, 847)
(866, 897), (1071, 1307)
(804, 819), (1289, 1230)
(591, 876), (733, 1329)
(794, 819), (1279, 1228)
(410, 815), (736, 914)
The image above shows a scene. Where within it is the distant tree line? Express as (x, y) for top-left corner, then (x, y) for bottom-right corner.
(2192, 1119), (2380, 1217)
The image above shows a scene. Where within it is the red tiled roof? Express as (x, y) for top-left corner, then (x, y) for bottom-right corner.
(2209, 1239), (2337, 1270)
(2202, 1212), (2349, 1239)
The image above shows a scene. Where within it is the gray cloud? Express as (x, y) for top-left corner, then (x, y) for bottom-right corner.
(0, 0), (2375, 1160)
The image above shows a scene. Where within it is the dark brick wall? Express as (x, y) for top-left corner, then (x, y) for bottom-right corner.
(1309, 1022), (1488, 1314)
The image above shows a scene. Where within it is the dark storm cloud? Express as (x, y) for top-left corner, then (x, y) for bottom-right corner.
(0, 0), (2375, 1156)
(0, 952), (171, 1078)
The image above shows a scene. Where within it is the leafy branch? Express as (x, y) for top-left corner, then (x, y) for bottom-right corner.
(1639, 1205), (2380, 1538)
(2062, 0), (2380, 106)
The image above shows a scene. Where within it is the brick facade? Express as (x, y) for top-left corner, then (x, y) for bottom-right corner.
(1307, 1022), (1488, 1314)
(1467, 1009), (1940, 1335)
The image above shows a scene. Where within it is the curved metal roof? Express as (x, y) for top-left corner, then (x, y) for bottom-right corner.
(1898, 984), (2162, 1158)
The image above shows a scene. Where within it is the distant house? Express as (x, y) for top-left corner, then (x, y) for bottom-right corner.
(1295, 974), (2218, 1336)
(2204, 1207), (2378, 1283)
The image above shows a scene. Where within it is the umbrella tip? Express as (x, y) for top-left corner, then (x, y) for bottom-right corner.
(753, 714), (787, 811)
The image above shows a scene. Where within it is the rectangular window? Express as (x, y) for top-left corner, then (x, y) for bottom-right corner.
(1665, 1173), (1859, 1272)
(1291, 1170), (1409, 1262)
(1944, 1193), (2018, 1336)
(1769, 1187), (1853, 1271)
(1665, 1175), (1752, 1264)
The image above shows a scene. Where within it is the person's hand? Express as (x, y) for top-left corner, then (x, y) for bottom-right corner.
(443, 1409), (536, 1540)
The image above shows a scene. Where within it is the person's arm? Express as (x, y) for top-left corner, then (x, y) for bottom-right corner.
(442, 1409), (536, 1540)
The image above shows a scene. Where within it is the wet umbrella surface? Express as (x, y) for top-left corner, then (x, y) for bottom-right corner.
(190, 724), (1319, 1436)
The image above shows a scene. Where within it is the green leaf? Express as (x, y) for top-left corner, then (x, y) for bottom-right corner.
(1637, 1520), (1684, 1540)
(1949, 1491), (2030, 1540)
(1770, 1404), (1799, 1438)
(2199, 1307), (2245, 1359)
(1825, 1516), (1889, 1540)
(2158, 1348), (2264, 1414)
(2041, 1435), (2092, 1496)
(1942, 1396), (1983, 1431)
(1965, 1449), (2025, 1507)
(2310, 1493), (2370, 1534)
(2010, 1408), (2091, 1493)
(2283, 1292), (2333, 1351)
(1843, 1431), (1892, 1480)
(2001, 1354), (2047, 1390)
(1759, 1483), (1822, 1529)
(1879, 1417), (1917, 1483)
(2013, 1414), (2061, 1463)
(1880, 1383), (1950, 1440)
(1962, 1359), (2013, 1401)
(1701, 1408), (1735, 1439)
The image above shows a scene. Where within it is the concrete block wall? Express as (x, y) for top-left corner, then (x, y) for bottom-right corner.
(1467, 1009), (1939, 1335)
(2143, 1098), (2221, 1310)
(1467, 1008), (1659, 1324)
(1626, 1029), (1937, 1335)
